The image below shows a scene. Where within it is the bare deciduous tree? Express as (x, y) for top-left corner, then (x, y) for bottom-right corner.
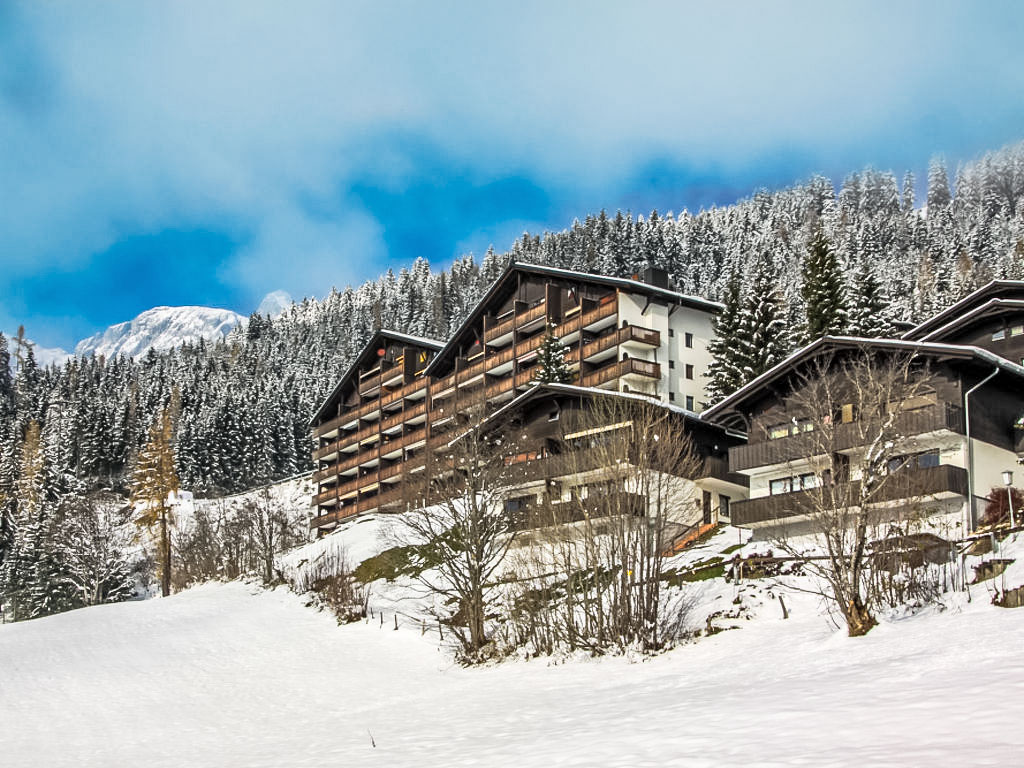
(393, 395), (529, 661)
(510, 395), (704, 653)
(764, 349), (944, 636)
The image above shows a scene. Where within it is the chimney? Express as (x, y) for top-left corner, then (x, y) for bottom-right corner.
(639, 266), (669, 289)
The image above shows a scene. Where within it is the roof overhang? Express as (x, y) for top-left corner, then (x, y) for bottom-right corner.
(903, 280), (1024, 340)
(425, 261), (723, 376)
(702, 335), (1024, 424)
(309, 329), (443, 426)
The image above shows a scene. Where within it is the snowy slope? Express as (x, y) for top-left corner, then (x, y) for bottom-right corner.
(75, 305), (245, 359)
(3, 545), (1024, 766)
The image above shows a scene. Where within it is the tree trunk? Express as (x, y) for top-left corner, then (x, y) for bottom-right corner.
(844, 597), (876, 637)
(160, 507), (171, 597)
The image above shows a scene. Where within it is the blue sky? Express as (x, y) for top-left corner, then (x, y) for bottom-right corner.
(3, 1), (1024, 350)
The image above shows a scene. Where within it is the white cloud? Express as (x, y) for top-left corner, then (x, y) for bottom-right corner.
(2, 0), (1024, 333)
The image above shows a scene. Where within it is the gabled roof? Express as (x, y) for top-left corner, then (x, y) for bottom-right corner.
(466, 382), (745, 443)
(913, 298), (1024, 342)
(702, 335), (1024, 423)
(310, 329), (444, 425)
(903, 280), (1024, 341)
(425, 261), (723, 375)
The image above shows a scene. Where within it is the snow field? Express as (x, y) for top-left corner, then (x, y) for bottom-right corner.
(4, 523), (1024, 766)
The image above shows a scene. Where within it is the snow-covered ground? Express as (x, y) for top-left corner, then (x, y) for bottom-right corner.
(3, 529), (1024, 767)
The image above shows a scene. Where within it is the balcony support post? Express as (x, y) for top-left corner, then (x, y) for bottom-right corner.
(965, 367), (1000, 532)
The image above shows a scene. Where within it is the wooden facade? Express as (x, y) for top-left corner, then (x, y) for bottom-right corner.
(308, 263), (726, 533)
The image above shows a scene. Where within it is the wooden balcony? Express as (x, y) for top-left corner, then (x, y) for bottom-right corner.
(315, 446), (381, 481)
(380, 401), (427, 432)
(310, 486), (407, 529)
(581, 357), (661, 388)
(486, 375), (516, 400)
(731, 464), (969, 527)
(484, 300), (548, 344)
(699, 456), (749, 487)
(581, 324), (660, 362)
(456, 357), (488, 384)
(313, 411), (352, 439)
(619, 324), (660, 347)
(579, 297), (618, 329)
(730, 404), (965, 472)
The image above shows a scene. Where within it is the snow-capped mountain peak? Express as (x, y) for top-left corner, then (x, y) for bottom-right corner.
(256, 290), (293, 318)
(75, 306), (246, 359)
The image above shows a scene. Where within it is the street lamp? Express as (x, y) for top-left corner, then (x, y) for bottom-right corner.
(1003, 470), (1015, 528)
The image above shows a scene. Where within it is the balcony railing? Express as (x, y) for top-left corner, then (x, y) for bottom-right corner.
(731, 403), (965, 472)
(580, 324), (661, 362)
(579, 297), (618, 328)
(620, 324), (660, 347)
(311, 486), (407, 529)
(581, 357), (661, 387)
(315, 446), (381, 480)
(484, 300), (548, 344)
(380, 401), (427, 432)
(731, 464), (969, 527)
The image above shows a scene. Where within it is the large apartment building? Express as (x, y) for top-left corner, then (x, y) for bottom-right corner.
(308, 262), (726, 534)
(704, 281), (1024, 537)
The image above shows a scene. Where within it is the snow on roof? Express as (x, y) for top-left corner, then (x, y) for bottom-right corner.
(703, 335), (1024, 421)
(310, 328), (444, 425)
(426, 261), (723, 376)
(457, 381), (743, 444)
(915, 298), (1024, 342)
(902, 279), (1024, 340)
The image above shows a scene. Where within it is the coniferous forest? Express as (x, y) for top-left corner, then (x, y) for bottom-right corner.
(2, 141), (1024, 617)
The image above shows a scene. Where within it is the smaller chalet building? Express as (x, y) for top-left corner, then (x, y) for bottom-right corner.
(705, 280), (1024, 536)
(308, 262), (732, 534)
(477, 383), (748, 539)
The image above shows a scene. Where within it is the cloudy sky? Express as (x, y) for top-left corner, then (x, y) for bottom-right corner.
(3, 1), (1024, 350)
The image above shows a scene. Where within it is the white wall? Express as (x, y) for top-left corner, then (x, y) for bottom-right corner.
(616, 292), (716, 410)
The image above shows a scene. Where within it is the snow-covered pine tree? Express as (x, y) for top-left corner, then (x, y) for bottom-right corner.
(847, 253), (891, 337)
(705, 271), (745, 402)
(734, 255), (791, 387)
(927, 156), (952, 211)
(801, 229), (848, 340)
(535, 324), (573, 384)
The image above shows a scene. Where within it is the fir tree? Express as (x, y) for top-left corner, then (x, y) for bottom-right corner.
(847, 254), (890, 337)
(801, 229), (848, 339)
(534, 324), (573, 384)
(927, 156), (952, 211)
(735, 256), (790, 386)
(705, 271), (745, 402)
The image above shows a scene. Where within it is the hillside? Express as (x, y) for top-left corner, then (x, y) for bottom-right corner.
(4, 143), (1024, 501)
(2, 552), (1022, 767)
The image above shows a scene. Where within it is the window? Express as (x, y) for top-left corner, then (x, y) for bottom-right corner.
(719, 494), (731, 518)
(798, 473), (820, 490)
(685, 395), (695, 410)
(684, 332), (693, 348)
(768, 424), (790, 440)
(669, 329), (675, 337)
(685, 364), (694, 380)
(1011, 325), (1024, 337)
(548, 409), (560, 422)
(917, 450), (940, 468)
(669, 392), (675, 402)
(993, 329), (1006, 341)
(669, 360), (675, 369)
(771, 474), (818, 494)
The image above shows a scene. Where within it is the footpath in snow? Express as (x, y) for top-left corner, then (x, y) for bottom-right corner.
(2, 573), (1024, 767)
